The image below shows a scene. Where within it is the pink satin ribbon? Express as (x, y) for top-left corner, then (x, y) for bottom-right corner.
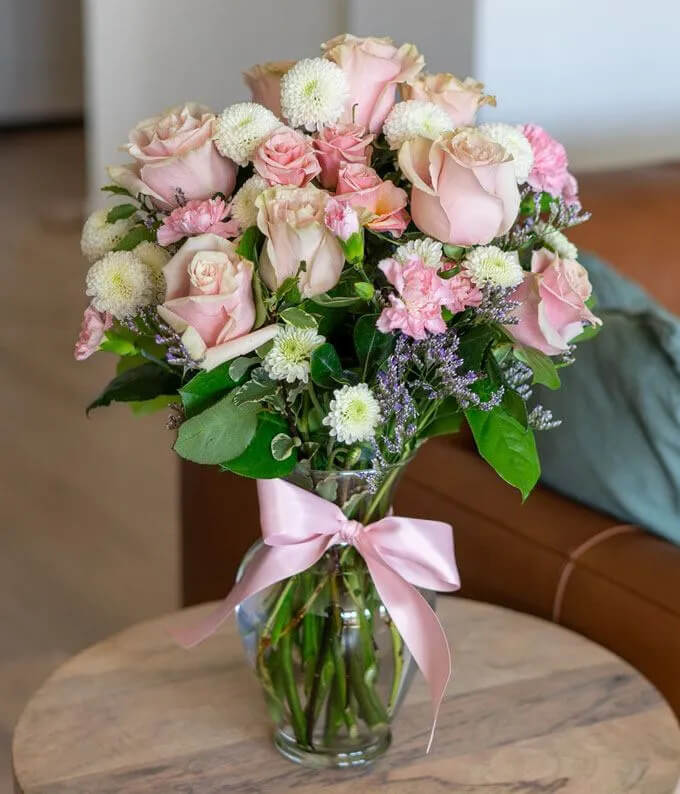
(172, 478), (460, 752)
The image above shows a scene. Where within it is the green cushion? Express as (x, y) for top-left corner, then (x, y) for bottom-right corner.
(536, 253), (680, 545)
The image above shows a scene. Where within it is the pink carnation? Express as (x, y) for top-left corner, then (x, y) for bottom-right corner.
(74, 304), (112, 361)
(157, 197), (239, 246)
(376, 255), (480, 339)
(324, 197), (360, 241)
(522, 124), (571, 197)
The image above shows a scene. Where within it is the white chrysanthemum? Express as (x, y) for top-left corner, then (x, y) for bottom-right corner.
(280, 58), (348, 131)
(133, 241), (170, 302)
(80, 208), (136, 263)
(232, 175), (269, 229)
(395, 237), (443, 269)
(383, 100), (453, 150)
(85, 250), (154, 319)
(462, 245), (523, 289)
(214, 102), (280, 165)
(478, 123), (534, 183)
(322, 384), (382, 445)
(263, 326), (325, 383)
(535, 223), (578, 260)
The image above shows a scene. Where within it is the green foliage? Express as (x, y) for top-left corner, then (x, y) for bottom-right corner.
(422, 397), (463, 439)
(515, 346), (561, 390)
(354, 281), (375, 300)
(228, 356), (257, 383)
(235, 225), (262, 262)
(442, 244), (466, 260)
(99, 328), (137, 356)
(106, 203), (137, 223)
(174, 391), (258, 464)
(457, 326), (496, 371)
(310, 293), (363, 308)
(222, 413), (297, 478)
(100, 184), (133, 197)
(340, 231), (364, 264)
(570, 322), (602, 344)
(310, 343), (345, 387)
(178, 363), (244, 419)
(129, 395), (180, 415)
(279, 307), (318, 329)
(353, 315), (393, 379)
(113, 225), (156, 251)
(87, 362), (180, 414)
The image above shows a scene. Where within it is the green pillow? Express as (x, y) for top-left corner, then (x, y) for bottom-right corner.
(536, 253), (680, 545)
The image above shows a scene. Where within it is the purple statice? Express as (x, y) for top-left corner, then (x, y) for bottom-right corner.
(122, 307), (200, 371)
(528, 404), (562, 431)
(502, 357), (533, 400)
(476, 285), (520, 325)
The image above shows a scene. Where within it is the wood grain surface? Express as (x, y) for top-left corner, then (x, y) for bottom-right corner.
(12, 598), (680, 793)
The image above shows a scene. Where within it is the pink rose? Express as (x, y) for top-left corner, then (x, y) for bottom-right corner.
(522, 124), (576, 199)
(74, 304), (113, 361)
(312, 123), (374, 189)
(322, 35), (424, 133)
(399, 129), (520, 245)
(324, 197), (360, 241)
(253, 127), (320, 187)
(108, 103), (237, 210)
(403, 73), (495, 126)
(377, 255), (481, 339)
(243, 61), (295, 118)
(157, 197), (239, 246)
(255, 185), (345, 297)
(336, 163), (409, 237)
(507, 247), (601, 355)
(157, 233), (277, 371)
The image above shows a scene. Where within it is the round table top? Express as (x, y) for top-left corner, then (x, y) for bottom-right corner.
(13, 598), (680, 793)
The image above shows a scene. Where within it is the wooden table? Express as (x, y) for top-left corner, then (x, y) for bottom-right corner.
(12, 599), (680, 793)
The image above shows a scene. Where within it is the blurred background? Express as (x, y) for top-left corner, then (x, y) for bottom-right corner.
(1, 0), (679, 788)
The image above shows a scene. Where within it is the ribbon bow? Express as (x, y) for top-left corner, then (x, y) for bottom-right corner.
(173, 478), (460, 751)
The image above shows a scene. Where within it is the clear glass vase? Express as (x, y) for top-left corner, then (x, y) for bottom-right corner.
(235, 464), (434, 768)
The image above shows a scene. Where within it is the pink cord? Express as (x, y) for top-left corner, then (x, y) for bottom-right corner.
(552, 524), (637, 623)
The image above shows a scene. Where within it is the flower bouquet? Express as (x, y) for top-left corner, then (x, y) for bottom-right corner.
(75, 34), (600, 767)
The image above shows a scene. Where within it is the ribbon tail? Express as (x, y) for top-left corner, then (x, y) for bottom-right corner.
(170, 538), (330, 648)
(361, 544), (451, 753)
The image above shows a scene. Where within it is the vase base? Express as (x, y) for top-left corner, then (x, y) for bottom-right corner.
(273, 729), (391, 769)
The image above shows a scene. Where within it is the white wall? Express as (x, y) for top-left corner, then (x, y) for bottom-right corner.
(474, 0), (680, 170)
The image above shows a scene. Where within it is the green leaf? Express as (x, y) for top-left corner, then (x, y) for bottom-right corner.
(279, 307), (318, 329)
(130, 394), (179, 415)
(235, 225), (262, 262)
(101, 184), (133, 197)
(340, 230), (364, 264)
(465, 405), (540, 500)
(310, 343), (344, 387)
(228, 356), (257, 383)
(570, 322), (602, 344)
(442, 244), (466, 260)
(515, 347), (561, 390)
(353, 315), (393, 379)
(274, 276), (302, 305)
(422, 397), (463, 439)
(174, 391), (258, 464)
(87, 362), (180, 414)
(310, 293), (362, 308)
(113, 225), (156, 251)
(354, 281), (374, 300)
(221, 413), (297, 478)
(271, 433), (295, 461)
(99, 328), (138, 356)
(178, 362), (243, 419)
(502, 388), (528, 429)
(458, 326), (496, 371)
(106, 203), (137, 223)
(252, 270), (267, 329)
(232, 377), (278, 406)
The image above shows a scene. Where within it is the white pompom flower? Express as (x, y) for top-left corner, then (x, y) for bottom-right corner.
(280, 58), (348, 131)
(133, 241), (170, 302)
(80, 208), (136, 263)
(477, 123), (534, 183)
(535, 223), (578, 260)
(214, 102), (281, 165)
(85, 250), (155, 319)
(383, 100), (453, 150)
(323, 384), (382, 445)
(232, 175), (269, 230)
(263, 326), (325, 384)
(462, 245), (523, 289)
(395, 237), (443, 269)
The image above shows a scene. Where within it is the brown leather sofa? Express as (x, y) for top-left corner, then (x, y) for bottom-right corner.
(180, 164), (680, 718)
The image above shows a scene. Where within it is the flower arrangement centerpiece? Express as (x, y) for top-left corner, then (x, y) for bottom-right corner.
(75, 34), (600, 767)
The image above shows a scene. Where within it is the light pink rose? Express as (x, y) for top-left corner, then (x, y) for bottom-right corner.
(158, 233), (277, 371)
(522, 124), (577, 199)
(399, 130), (520, 245)
(335, 163), (409, 237)
(377, 255), (481, 339)
(403, 73), (495, 126)
(312, 123), (373, 189)
(507, 247), (601, 355)
(243, 61), (295, 118)
(108, 103), (237, 210)
(322, 35), (424, 133)
(255, 185), (345, 297)
(253, 127), (320, 187)
(157, 197), (239, 246)
(74, 304), (113, 361)
(324, 197), (360, 241)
